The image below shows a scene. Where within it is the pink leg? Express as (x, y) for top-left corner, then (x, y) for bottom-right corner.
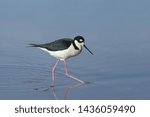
(64, 60), (84, 83)
(52, 59), (60, 86)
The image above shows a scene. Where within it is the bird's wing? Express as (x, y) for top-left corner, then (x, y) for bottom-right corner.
(29, 38), (73, 51)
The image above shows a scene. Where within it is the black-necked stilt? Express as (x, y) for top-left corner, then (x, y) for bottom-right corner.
(29, 36), (93, 86)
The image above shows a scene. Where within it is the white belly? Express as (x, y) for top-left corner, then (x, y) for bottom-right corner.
(39, 44), (82, 60)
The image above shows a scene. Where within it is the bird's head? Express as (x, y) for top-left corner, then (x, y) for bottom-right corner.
(73, 36), (93, 55)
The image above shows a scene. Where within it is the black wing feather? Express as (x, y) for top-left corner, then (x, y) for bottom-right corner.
(29, 38), (73, 51)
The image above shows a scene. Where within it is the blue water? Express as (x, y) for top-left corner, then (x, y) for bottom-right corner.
(0, 0), (150, 99)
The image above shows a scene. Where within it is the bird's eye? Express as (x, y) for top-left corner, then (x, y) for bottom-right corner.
(79, 39), (83, 42)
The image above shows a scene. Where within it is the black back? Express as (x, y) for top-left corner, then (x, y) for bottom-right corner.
(30, 38), (73, 51)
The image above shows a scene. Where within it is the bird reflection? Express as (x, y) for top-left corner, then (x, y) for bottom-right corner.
(52, 82), (84, 100)
(34, 82), (86, 99)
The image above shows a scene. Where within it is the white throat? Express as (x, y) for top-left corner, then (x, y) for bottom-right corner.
(74, 40), (83, 50)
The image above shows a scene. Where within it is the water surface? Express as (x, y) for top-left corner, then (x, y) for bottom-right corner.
(0, 0), (150, 99)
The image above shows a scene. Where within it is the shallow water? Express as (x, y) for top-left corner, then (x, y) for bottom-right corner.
(0, 0), (150, 99)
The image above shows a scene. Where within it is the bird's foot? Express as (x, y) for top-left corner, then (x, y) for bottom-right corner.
(83, 81), (91, 84)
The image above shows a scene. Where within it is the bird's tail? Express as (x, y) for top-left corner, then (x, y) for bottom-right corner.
(28, 44), (40, 47)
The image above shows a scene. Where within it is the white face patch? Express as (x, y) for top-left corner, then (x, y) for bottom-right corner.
(74, 40), (84, 48)
(79, 39), (83, 42)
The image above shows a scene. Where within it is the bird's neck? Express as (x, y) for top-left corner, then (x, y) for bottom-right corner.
(72, 41), (80, 50)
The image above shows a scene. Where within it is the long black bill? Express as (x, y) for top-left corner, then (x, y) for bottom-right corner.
(84, 45), (94, 55)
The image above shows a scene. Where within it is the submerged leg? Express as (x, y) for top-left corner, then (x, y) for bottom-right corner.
(51, 59), (60, 86)
(63, 60), (84, 83)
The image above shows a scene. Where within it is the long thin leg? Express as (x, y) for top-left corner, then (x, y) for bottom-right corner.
(64, 60), (84, 83)
(52, 59), (60, 86)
